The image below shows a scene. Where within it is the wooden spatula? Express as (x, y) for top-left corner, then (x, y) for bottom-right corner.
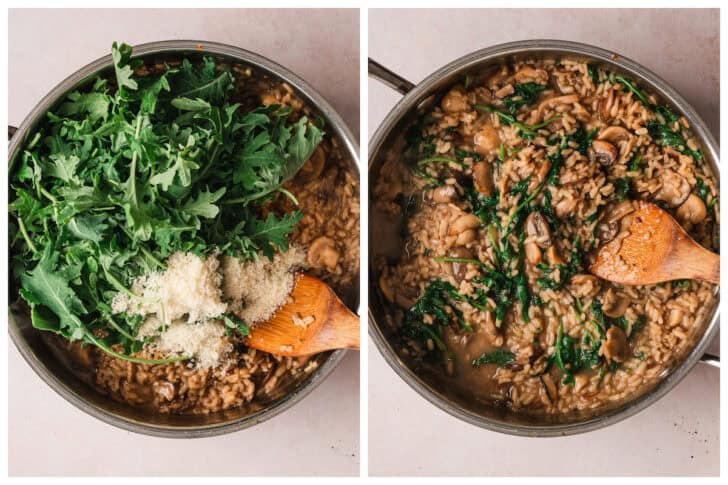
(590, 201), (719, 286)
(245, 274), (360, 357)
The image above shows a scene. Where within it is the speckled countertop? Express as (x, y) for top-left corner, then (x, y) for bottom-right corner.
(9, 8), (359, 477)
(368, 8), (719, 476)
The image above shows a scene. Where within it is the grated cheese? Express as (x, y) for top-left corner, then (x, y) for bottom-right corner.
(111, 248), (304, 368)
(221, 246), (305, 325)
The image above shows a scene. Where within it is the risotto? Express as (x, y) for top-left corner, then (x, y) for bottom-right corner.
(374, 58), (718, 415)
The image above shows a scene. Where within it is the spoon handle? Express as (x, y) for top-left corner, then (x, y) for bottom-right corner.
(673, 238), (720, 284)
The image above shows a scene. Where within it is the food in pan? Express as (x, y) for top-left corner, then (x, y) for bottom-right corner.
(374, 58), (718, 414)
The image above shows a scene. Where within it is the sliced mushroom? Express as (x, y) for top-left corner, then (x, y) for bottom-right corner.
(607, 200), (636, 224)
(536, 95), (580, 120)
(599, 88), (615, 121)
(602, 326), (628, 363)
(603, 294), (630, 318)
(448, 213), (480, 236)
(525, 212), (552, 248)
(568, 274), (601, 298)
(513, 66), (548, 84)
(525, 242), (542, 265)
(449, 247), (474, 282)
(654, 169), (691, 208)
(546, 246), (563, 265)
(307, 236), (340, 270)
(441, 87), (469, 113)
(494, 84), (515, 99)
(529, 159), (552, 191)
(554, 197), (578, 218)
(590, 140), (618, 166)
(472, 161), (495, 196)
(378, 274), (395, 302)
(432, 185), (459, 204)
(541, 374), (559, 403)
(455, 229), (477, 246)
(597, 220), (619, 244)
(598, 125), (631, 143)
(676, 193), (707, 225)
(395, 288), (419, 310)
(299, 144), (327, 181)
(666, 308), (684, 327)
(473, 126), (501, 156)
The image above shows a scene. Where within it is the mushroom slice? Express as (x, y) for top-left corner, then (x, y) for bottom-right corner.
(378, 274), (395, 302)
(568, 274), (601, 298)
(540, 374), (559, 403)
(449, 247), (475, 282)
(599, 88), (615, 121)
(598, 125), (631, 143)
(513, 66), (549, 84)
(525, 212), (552, 248)
(432, 185), (459, 204)
(525, 242), (542, 265)
(441, 87), (469, 113)
(602, 326), (628, 363)
(554, 197), (578, 219)
(473, 126), (501, 156)
(395, 288), (419, 310)
(472, 161), (495, 196)
(654, 169), (691, 208)
(597, 220), (619, 244)
(676, 193), (707, 225)
(603, 294), (630, 318)
(299, 144), (327, 180)
(307, 236), (340, 270)
(590, 140), (618, 166)
(448, 214), (481, 236)
(607, 200), (636, 224)
(666, 308), (684, 327)
(494, 84), (515, 99)
(536, 94), (580, 120)
(546, 245), (563, 265)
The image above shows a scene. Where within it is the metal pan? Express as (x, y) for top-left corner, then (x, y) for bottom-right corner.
(8, 40), (359, 438)
(368, 39), (719, 436)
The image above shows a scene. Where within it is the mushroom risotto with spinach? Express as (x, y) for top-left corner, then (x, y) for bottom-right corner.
(374, 58), (718, 414)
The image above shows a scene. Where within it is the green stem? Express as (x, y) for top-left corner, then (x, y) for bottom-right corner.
(104, 315), (135, 340)
(86, 333), (189, 365)
(434, 256), (492, 270)
(140, 246), (167, 270)
(39, 186), (57, 204)
(277, 187), (299, 206)
(16, 216), (39, 254)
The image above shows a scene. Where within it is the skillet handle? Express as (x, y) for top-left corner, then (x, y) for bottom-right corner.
(9, 125), (18, 141)
(699, 352), (720, 368)
(368, 58), (415, 95)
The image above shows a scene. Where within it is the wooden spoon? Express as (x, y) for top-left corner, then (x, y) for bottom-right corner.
(245, 274), (360, 357)
(590, 201), (719, 286)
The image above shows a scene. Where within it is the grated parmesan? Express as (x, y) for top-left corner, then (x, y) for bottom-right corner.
(111, 248), (304, 368)
(221, 246), (305, 325)
(111, 251), (227, 325)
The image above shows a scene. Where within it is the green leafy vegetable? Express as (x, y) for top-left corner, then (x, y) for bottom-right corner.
(9, 42), (322, 363)
(502, 82), (546, 114)
(472, 349), (516, 367)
